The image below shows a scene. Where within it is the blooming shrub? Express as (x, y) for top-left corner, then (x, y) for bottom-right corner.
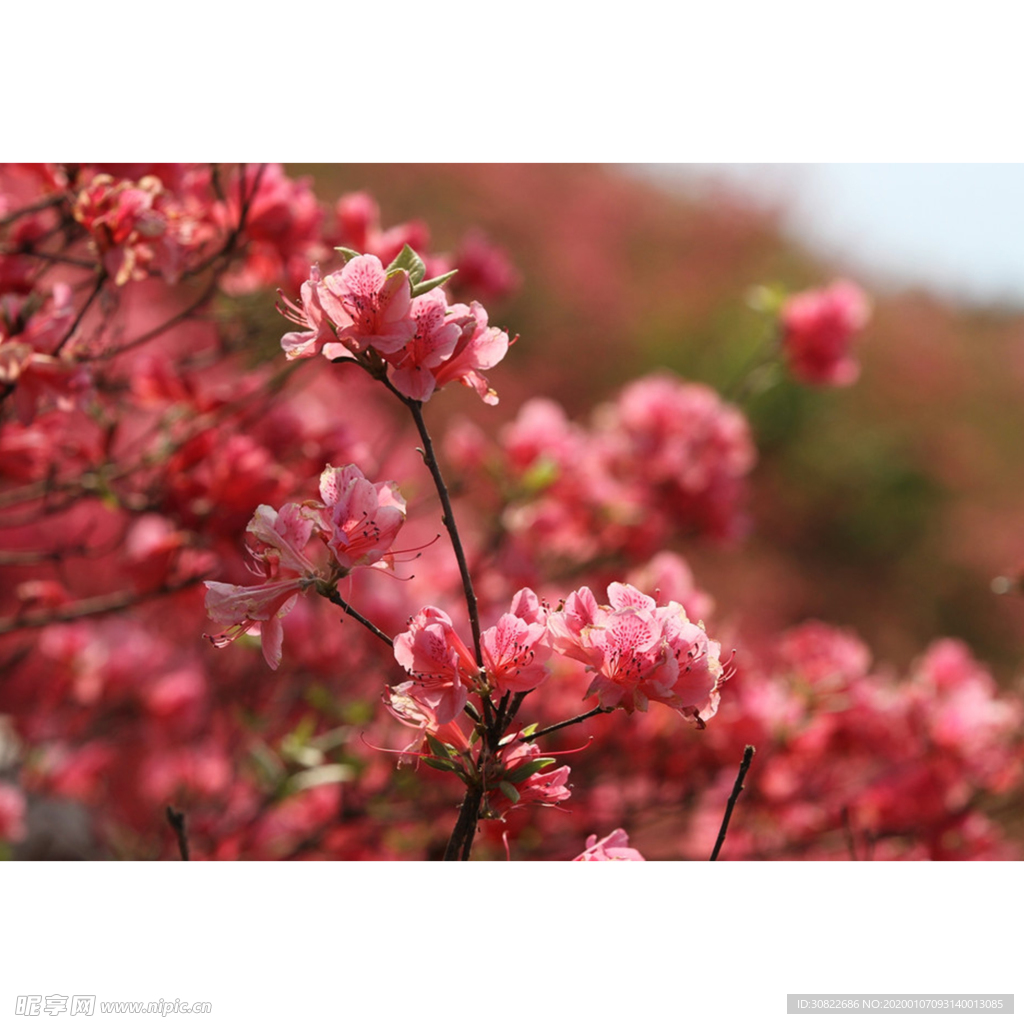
(0, 162), (1021, 861)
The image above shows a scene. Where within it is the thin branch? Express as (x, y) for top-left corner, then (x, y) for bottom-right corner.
(53, 270), (106, 356)
(710, 745), (756, 861)
(0, 192), (66, 230)
(0, 575), (206, 636)
(527, 705), (612, 741)
(97, 274), (220, 359)
(165, 806), (190, 861)
(320, 586), (393, 648)
(0, 245), (98, 269)
(498, 690), (531, 736)
(98, 163), (268, 361)
(384, 382), (483, 666)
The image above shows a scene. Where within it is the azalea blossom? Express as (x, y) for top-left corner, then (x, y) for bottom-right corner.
(392, 606), (476, 725)
(574, 828), (645, 861)
(317, 254), (415, 357)
(72, 172), (204, 286)
(780, 280), (871, 387)
(204, 503), (320, 669)
(383, 681), (473, 765)
(205, 466), (408, 668)
(385, 288), (461, 402)
(394, 589), (551, 720)
(484, 735), (571, 819)
(430, 300), (511, 405)
(276, 264), (334, 360)
(316, 464), (407, 573)
(548, 582), (723, 723)
(479, 588), (551, 696)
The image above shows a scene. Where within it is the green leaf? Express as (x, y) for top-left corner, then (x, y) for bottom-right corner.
(425, 734), (451, 760)
(521, 456), (559, 494)
(411, 269), (458, 298)
(422, 756), (458, 773)
(334, 246), (362, 263)
(505, 757), (557, 784)
(385, 244), (425, 286)
(498, 781), (521, 804)
(520, 723), (539, 738)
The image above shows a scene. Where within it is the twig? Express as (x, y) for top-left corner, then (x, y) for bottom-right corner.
(320, 587), (393, 648)
(527, 705), (611, 741)
(841, 806), (858, 861)
(710, 745), (756, 861)
(384, 381), (484, 667)
(98, 163), (268, 360)
(0, 575), (206, 636)
(165, 806), (190, 861)
(53, 270), (106, 356)
(0, 192), (66, 230)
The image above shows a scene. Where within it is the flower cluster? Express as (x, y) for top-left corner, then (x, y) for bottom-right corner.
(0, 282), (89, 423)
(393, 588), (551, 724)
(72, 171), (214, 287)
(278, 252), (511, 404)
(548, 582), (723, 723)
(780, 279), (871, 387)
(204, 465), (406, 668)
(4, 162), (1023, 867)
(445, 372), (756, 589)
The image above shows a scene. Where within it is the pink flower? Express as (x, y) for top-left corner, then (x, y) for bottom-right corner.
(394, 589), (552, 718)
(204, 503), (320, 669)
(317, 254), (415, 357)
(781, 280), (871, 387)
(277, 265), (335, 360)
(384, 681), (473, 764)
(480, 588), (551, 696)
(333, 191), (431, 267)
(73, 173), (167, 285)
(574, 828), (644, 861)
(317, 464), (407, 572)
(606, 374), (756, 542)
(72, 172), (204, 286)
(430, 300), (511, 405)
(776, 621), (872, 691)
(393, 607), (477, 724)
(548, 582), (723, 723)
(485, 736), (571, 819)
(385, 288), (461, 402)
(450, 229), (521, 301)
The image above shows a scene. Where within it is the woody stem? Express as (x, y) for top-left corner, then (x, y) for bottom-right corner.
(386, 383), (484, 668)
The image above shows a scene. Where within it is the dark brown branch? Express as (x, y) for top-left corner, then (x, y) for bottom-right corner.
(0, 245), (98, 269)
(0, 575), (206, 636)
(53, 270), (106, 356)
(383, 382), (484, 667)
(527, 705), (612, 741)
(444, 784), (483, 861)
(98, 163), (268, 360)
(320, 586), (393, 648)
(710, 745), (756, 861)
(0, 193), (66, 230)
(165, 806), (190, 861)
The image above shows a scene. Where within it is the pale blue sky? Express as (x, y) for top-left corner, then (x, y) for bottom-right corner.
(631, 165), (1024, 310)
